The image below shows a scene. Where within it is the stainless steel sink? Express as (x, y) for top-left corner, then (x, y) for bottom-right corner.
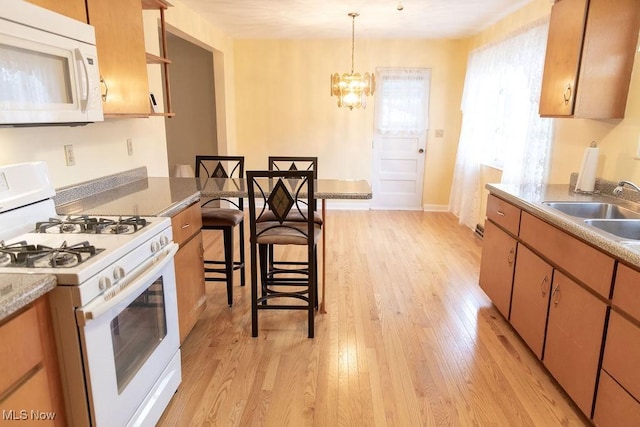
(542, 202), (640, 220)
(584, 219), (640, 240)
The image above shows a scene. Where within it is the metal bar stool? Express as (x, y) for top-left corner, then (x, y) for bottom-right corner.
(195, 155), (245, 307)
(247, 170), (321, 338)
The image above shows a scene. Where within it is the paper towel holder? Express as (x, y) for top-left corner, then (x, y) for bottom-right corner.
(574, 141), (599, 194)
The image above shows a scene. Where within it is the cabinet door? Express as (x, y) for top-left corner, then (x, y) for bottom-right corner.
(175, 232), (206, 343)
(574, 0), (640, 118)
(25, 0), (87, 22)
(510, 245), (553, 359)
(479, 220), (517, 318)
(544, 271), (607, 417)
(86, 0), (150, 116)
(594, 370), (640, 427)
(539, 0), (588, 117)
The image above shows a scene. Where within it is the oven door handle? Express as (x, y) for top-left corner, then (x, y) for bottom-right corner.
(77, 242), (179, 325)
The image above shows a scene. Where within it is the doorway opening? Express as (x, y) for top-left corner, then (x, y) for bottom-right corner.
(163, 32), (219, 176)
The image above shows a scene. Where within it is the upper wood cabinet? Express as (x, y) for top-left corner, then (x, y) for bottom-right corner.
(25, 0), (87, 22)
(539, 0), (640, 119)
(86, 0), (150, 117)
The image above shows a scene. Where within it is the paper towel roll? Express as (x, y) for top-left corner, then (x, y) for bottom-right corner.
(575, 143), (598, 193)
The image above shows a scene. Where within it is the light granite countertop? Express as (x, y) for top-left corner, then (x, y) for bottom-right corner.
(0, 274), (57, 322)
(487, 183), (640, 270)
(56, 177), (201, 217)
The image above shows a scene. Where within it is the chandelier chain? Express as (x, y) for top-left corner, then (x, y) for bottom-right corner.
(350, 14), (355, 74)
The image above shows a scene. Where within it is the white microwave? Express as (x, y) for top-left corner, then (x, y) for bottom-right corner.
(0, 1), (103, 126)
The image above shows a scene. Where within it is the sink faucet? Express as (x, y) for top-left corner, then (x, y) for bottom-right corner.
(613, 180), (640, 196)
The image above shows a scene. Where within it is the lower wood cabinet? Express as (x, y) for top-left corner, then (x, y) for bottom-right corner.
(594, 370), (640, 426)
(594, 275), (640, 425)
(509, 244), (553, 359)
(543, 270), (607, 417)
(0, 296), (66, 426)
(479, 220), (517, 318)
(174, 231), (206, 343)
(171, 202), (206, 344)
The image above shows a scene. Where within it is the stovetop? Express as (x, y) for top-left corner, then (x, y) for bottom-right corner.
(0, 214), (172, 285)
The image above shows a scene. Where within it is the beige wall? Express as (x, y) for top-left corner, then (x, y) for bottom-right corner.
(234, 38), (468, 206)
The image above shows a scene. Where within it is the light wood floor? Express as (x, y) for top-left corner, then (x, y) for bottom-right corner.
(158, 210), (588, 426)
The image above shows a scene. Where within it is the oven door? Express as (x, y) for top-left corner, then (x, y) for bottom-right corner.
(76, 243), (180, 427)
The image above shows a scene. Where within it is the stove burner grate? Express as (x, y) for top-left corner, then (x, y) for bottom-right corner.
(35, 215), (148, 235)
(0, 240), (104, 268)
(0, 240), (36, 267)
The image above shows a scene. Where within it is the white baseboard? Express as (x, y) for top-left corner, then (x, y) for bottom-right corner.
(423, 204), (449, 212)
(325, 200), (370, 210)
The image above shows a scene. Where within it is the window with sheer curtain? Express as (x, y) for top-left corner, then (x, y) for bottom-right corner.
(449, 19), (554, 230)
(375, 68), (431, 135)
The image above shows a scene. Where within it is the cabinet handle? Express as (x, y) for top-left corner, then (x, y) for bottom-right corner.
(507, 247), (515, 266)
(540, 275), (549, 296)
(563, 84), (572, 105)
(551, 283), (560, 305)
(496, 210), (505, 216)
(100, 75), (108, 101)
(181, 223), (191, 229)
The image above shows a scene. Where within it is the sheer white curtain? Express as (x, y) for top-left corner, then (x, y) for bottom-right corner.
(450, 19), (553, 229)
(375, 68), (431, 134)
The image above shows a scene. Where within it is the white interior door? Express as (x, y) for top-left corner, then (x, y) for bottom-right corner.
(371, 68), (431, 210)
(371, 133), (426, 210)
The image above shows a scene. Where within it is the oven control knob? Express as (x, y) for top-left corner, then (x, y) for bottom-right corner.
(99, 277), (112, 290)
(159, 235), (169, 247)
(151, 240), (161, 252)
(113, 266), (125, 280)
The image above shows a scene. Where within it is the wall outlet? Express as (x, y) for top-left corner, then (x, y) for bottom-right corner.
(127, 139), (133, 156)
(64, 145), (75, 166)
(435, 129), (445, 138)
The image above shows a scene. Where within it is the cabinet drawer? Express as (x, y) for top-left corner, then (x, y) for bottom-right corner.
(0, 306), (43, 395)
(594, 370), (640, 427)
(171, 202), (202, 246)
(519, 212), (614, 298)
(602, 310), (640, 401)
(486, 194), (521, 236)
(0, 368), (55, 426)
(612, 263), (640, 321)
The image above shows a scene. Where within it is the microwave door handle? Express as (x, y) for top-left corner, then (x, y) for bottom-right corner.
(74, 48), (90, 111)
(76, 243), (179, 325)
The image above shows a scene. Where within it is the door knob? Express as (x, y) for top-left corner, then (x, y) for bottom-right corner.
(418, 148), (424, 153)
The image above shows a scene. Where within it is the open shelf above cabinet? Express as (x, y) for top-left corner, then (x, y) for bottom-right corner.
(143, 0), (173, 117)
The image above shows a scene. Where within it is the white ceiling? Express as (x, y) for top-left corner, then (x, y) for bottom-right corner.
(177, 0), (535, 39)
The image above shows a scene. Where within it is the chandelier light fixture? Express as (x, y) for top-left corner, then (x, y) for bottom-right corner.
(330, 12), (375, 110)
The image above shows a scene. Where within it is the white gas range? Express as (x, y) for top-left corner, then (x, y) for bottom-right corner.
(0, 162), (181, 427)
